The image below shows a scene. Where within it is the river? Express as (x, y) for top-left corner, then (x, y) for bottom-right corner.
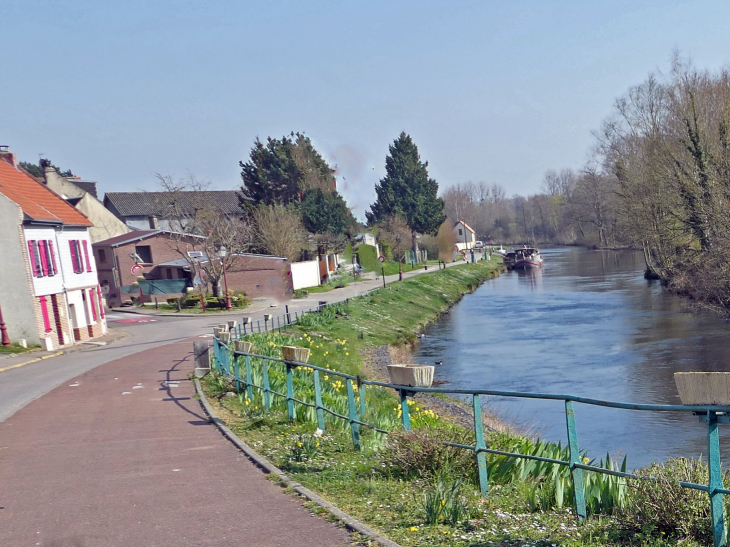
(415, 247), (730, 469)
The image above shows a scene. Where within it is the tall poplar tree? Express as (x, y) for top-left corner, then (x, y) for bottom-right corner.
(366, 132), (446, 253)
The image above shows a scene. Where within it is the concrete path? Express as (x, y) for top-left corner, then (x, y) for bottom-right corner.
(0, 338), (350, 547)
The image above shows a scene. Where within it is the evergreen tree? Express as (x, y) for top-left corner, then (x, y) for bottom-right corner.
(239, 132), (335, 208)
(366, 132), (446, 252)
(301, 188), (355, 236)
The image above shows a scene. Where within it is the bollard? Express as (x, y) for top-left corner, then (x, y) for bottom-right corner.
(193, 341), (210, 377)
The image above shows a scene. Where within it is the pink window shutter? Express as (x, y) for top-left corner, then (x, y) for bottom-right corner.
(89, 289), (98, 322)
(97, 286), (105, 319)
(28, 240), (38, 277)
(39, 241), (49, 277)
(69, 241), (79, 273)
(82, 240), (92, 272)
(49, 241), (58, 275)
(39, 296), (52, 332)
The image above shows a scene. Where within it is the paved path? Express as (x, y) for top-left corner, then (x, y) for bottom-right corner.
(0, 338), (350, 547)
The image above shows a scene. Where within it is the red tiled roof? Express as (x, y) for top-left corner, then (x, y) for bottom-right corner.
(0, 158), (92, 226)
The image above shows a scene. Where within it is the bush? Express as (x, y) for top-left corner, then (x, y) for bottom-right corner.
(620, 457), (729, 543)
(293, 289), (309, 299)
(379, 427), (477, 483)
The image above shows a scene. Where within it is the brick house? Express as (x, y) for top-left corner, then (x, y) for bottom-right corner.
(0, 147), (106, 350)
(93, 230), (294, 307)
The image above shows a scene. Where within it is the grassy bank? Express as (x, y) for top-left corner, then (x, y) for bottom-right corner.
(201, 261), (717, 547)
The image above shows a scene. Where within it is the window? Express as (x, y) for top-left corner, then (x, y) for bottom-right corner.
(98, 249), (106, 263)
(69, 240), (84, 273)
(135, 245), (152, 264)
(165, 268), (173, 279)
(27, 240), (57, 277)
(458, 229), (463, 235)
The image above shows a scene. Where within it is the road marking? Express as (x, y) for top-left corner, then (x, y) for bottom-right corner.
(122, 392), (132, 395)
(69, 382), (80, 387)
(0, 351), (64, 374)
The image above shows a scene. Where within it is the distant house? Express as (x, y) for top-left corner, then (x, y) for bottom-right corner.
(454, 220), (476, 251)
(103, 191), (245, 230)
(0, 146), (106, 350)
(40, 162), (131, 243)
(93, 230), (294, 307)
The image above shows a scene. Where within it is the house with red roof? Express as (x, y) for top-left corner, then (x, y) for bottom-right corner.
(454, 220), (476, 251)
(0, 146), (106, 350)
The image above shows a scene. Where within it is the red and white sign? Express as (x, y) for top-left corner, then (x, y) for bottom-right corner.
(378, 255), (385, 263)
(131, 264), (143, 275)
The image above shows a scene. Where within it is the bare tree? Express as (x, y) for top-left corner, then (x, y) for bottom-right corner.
(252, 204), (307, 261)
(153, 173), (251, 297)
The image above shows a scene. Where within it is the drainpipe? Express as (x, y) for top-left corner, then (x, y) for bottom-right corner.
(0, 299), (10, 346)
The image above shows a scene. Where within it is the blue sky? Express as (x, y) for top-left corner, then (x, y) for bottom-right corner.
(2, 0), (729, 219)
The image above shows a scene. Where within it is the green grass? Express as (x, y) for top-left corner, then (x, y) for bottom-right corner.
(0, 343), (38, 354)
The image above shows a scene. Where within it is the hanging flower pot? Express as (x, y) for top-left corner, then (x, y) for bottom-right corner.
(675, 372), (730, 405)
(234, 340), (252, 353)
(217, 323), (227, 330)
(387, 364), (434, 388)
(227, 320), (237, 330)
(213, 327), (223, 337)
(219, 331), (231, 343)
(282, 346), (310, 363)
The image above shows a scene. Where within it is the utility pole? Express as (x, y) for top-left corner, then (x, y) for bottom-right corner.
(0, 300), (10, 346)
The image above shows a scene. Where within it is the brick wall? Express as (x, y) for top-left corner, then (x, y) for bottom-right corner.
(225, 255), (293, 300)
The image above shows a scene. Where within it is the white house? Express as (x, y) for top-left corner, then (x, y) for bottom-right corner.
(454, 220), (476, 251)
(0, 147), (106, 350)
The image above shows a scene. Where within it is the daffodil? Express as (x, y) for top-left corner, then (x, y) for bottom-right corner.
(409, 526), (418, 532)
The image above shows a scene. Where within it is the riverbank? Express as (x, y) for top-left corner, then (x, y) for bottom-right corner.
(200, 259), (712, 546)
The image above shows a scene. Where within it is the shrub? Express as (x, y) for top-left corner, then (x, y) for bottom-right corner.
(620, 457), (730, 543)
(379, 427), (476, 483)
(294, 289), (309, 299)
(420, 476), (470, 525)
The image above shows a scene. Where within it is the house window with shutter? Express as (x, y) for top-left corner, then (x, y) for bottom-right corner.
(69, 240), (84, 273)
(27, 240), (42, 277)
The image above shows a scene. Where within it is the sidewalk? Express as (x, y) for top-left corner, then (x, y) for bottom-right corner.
(0, 338), (350, 547)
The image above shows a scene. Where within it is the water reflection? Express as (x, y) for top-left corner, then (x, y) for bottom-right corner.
(415, 247), (730, 469)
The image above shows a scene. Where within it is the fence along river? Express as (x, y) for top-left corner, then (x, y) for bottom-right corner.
(415, 246), (730, 470)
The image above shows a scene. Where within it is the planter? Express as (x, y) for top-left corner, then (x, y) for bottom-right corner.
(242, 317), (252, 325)
(218, 323), (227, 330)
(234, 340), (252, 354)
(387, 364), (434, 388)
(675, 372), (730, 405)
(227, 320), (237, 330)
(213, 327), (223, 337)
(282, 346), (310, 364)
(219, 332), (231, 343)
(264, 314), (273, 322)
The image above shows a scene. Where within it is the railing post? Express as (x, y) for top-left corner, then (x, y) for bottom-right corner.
(399, 390), (411, 431)
(285, 362), (295, 421)
(245, 355), (253, 401)
(565, 400), (587, 521)
(211, 339), (219, 371)
(359, 380), (366, 420)
(346, 379), (361, 450)
(234, 354), (241, 393)
(473, 394), (489, 496)
(262, 359), (271, 409)
(313, 369), (326, 431)
(708, 410), (727, 547)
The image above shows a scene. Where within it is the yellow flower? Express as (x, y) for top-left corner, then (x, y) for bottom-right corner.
(409, 526), (418, 532)
(441, 499), (446, 506)
(297, 441), (303, 447)
(345, 352), (349, 356)
(324, 375), (329, 380)
(315, 441), (320, 447)
(254, 406), (258, 410)
(582, 457), (590, 464)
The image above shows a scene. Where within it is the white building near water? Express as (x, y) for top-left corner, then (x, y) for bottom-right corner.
(454, 220), (476, 251)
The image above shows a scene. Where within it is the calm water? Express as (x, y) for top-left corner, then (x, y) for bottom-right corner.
(415, 247), (730, 469)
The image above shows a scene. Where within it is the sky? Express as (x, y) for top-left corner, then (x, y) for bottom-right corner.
(3, 0), (730, 220)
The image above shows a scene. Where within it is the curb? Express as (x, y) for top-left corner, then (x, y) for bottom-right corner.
(193, 378), (401, 547)
(0, 351), (64, 374)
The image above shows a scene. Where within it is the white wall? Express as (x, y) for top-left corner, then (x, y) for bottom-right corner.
(291, 260), (320, 290)
(23, 226), (65, 297)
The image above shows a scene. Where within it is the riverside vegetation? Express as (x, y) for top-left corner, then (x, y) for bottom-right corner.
(201, 261), (727, 546)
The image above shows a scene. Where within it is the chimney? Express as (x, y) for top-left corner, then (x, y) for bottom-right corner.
(0, 145), (17, 168)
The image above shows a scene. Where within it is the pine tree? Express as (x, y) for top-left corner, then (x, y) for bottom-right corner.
(366, 132), (446, 252)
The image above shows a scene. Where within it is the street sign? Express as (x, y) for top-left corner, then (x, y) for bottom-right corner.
(130, 264), (142, 275)
(378, 255), (385, 263)
(187, 251), (204, 259)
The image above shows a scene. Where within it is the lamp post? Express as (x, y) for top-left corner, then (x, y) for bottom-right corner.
(395, 233), (403, 281)
(218, 245), (232, 310)
(0, 299), (11, 347)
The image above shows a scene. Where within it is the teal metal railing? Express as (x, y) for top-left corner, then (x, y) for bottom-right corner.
(211, 336), (730, 547)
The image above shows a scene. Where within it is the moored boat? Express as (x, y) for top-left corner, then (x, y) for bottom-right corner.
(505, 246), (543, 269)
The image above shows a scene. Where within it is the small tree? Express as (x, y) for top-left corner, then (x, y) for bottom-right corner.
(434, 220), (458, 261)
(252, 204), (307, 261)
(301, 188), (355, 236)
(366, 132), (446, 253)
(155, 173), (251, 297)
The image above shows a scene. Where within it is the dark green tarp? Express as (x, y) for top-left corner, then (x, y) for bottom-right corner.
(121, 279), (188, 295)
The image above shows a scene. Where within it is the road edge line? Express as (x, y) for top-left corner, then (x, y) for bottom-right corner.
(193, 377), (401, 547)
(0, 351), (64, 374)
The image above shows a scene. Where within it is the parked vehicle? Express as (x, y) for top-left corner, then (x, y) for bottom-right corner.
(474, 240), (484, 249)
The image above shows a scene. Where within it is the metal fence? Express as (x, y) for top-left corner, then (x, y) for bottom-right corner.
(210, 336), (730, 547)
